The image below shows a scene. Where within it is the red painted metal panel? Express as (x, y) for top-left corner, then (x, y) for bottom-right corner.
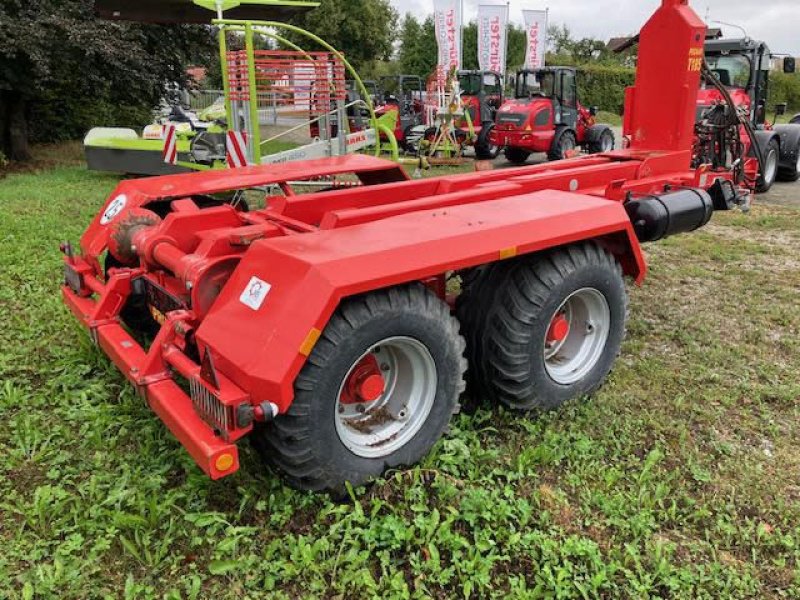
(197, 190), (644, 413)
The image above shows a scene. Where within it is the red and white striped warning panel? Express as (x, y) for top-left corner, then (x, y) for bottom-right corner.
(162, 125), (178, 165)
(226, 131), (249, 168)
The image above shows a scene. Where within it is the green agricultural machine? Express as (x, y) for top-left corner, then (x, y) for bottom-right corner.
(85, 0), (393, 175)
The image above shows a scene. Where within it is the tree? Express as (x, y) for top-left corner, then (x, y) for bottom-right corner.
(287, 0), (398, 72)
(0, 0), (215, 161)
(398, 15), (436, 77)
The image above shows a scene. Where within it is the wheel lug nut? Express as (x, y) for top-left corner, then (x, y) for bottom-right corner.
(381, 364), (389, 371)
(356, 404), (366, 413)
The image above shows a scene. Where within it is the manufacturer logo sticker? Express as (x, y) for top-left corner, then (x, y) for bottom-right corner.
(240, 276), (271, 311)
(100, 194), (128, 225)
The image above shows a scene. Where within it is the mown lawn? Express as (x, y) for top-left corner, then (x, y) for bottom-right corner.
(1, 152), (799, 599)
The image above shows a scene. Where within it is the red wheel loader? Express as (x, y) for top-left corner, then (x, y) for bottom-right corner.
(693, 38), (800, 192)
(62, 0), (754, 492)
(491, 67), (616, 165)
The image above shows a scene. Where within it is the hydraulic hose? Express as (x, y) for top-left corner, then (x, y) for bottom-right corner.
(701, 60), (764, 183)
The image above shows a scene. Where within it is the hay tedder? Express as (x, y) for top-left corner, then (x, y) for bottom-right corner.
(63, 0), (759, 492)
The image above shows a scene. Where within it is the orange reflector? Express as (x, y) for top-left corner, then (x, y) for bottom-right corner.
(215, 453), (235, 472)
(299, 327), (322, 357)
(499, 246), (518, 260)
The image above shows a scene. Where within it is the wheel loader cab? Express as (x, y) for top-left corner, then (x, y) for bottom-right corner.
(702, 39), (773, 127)
(513, 67), (580, 129)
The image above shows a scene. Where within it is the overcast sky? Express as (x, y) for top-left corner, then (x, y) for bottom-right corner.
(388, 0), (800, 56)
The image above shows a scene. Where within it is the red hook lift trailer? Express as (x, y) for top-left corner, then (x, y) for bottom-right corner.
(62, 0), (759, 492)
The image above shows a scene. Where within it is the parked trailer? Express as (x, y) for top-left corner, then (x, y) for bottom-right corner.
(62, 0), (751, 492)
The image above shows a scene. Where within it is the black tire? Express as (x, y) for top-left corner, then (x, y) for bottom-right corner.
(587, 128), (615, 154)
(504, 146), (531, 165)
(455, 263), (515, 408)
(791, 114), (800, 126)
(548, 128), (578, 162)
(777, 140), (800, 183)
(755, 138), (780, 194)
(481, 243), (628, 411)
(475, 124), (500, 160)
(254, 284), (467, 493)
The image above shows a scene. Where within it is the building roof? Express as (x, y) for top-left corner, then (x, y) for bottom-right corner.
(94, 0), (317, 24)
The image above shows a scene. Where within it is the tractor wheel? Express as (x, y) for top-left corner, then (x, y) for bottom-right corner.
(475, 124), (500, 160)
(587, 128), (615, 154)
(777, 139), (800, 183)
(504, 146), (531, 165)
(481, 242), (628, 411)
(755, 138), (780, 194)
(255, 283), (466, 493)
(548, 128), (578, 162)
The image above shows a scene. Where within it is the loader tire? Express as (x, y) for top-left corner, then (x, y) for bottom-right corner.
(504, 146), (531, 165)
(482, 242), (627, 411)
(475, 124), (500, 160)
(777, 139), (800, 183)
(755, 138), (780, 194)
(254, 283), (467, 493)
(548, 128), (578, 162)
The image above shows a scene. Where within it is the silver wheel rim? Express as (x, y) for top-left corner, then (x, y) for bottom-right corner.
(796, 151), (800, 173)
(335, 336), (437, 458)
(543, 288), (611, 385)
(763, 149), (778, 184)
(602, 134), (614, 152)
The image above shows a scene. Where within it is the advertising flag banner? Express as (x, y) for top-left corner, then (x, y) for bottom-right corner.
(523, 9), (548, 70)
(477, 4), (509, 74)
(433, 0), (463, 71)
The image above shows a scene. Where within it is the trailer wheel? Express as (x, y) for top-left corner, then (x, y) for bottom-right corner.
(475, 124), (500, 160)
(548, 128), (578, 161)
(255, 284), (466, 492)
(483, 243), (627, 411)
(504, 146), (531, 165)
(755, 138), (780, 193)
(777, 139), (800, 183)
(455, 264), (513, 406)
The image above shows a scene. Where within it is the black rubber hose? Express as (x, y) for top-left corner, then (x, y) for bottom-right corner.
(701, 60), (764, 181)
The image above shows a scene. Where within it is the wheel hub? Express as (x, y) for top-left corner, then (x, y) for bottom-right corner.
(547, 314), (570, 343)
(543, 288), (611, 385)
(341, 356), (385, 404)
(335, 337), (437, 458)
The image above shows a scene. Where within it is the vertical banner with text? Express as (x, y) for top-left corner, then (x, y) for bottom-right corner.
(523, 9), (548, 70)
(477, 4), (509, 75)
(433, 0), (463, 72)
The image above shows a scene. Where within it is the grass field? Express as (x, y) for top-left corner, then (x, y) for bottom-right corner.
(1, 149), (800, 599)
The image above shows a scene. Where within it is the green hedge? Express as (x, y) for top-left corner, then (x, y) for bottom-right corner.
(575, 66), (800, 116)
(577, 65), (635, 114)
(770, 72), (800, 113)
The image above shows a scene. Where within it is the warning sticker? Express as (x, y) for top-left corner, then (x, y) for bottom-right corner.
(100, 194), (128, 225)
(240, 276), (271, 311)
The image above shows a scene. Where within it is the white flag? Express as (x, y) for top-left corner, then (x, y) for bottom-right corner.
(433, 0), (462, 71)
(477, 4), (509, 75)
(523, 9), (548, 70)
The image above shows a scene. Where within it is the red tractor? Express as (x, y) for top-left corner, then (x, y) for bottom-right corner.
(491, 67), (616, 165)
(456, 70), (505, 159)
(62, 0), (757, 493)
(693, 38), (800, 192)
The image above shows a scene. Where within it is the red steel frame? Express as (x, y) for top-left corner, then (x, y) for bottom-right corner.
(62, 0), (735, 480)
